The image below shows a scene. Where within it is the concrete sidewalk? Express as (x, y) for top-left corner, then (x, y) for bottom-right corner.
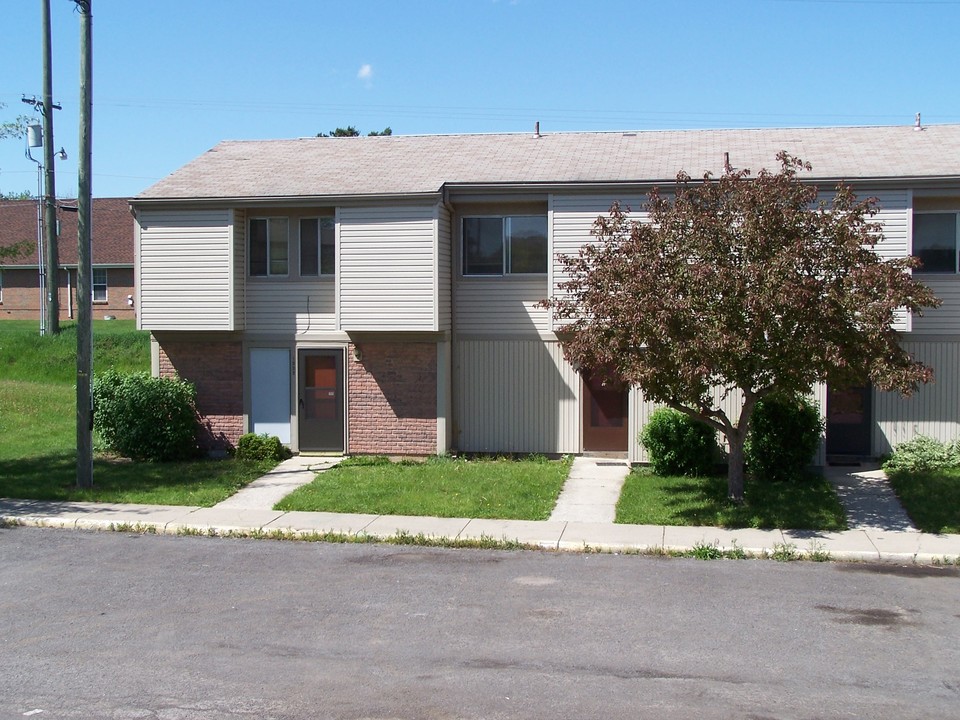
(2, 459), (958, 563)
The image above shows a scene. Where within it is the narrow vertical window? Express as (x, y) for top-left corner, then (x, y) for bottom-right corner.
(268, 218), (289, 275)
(463, 217), (504, 275)
(300, 218), (320, 276)
(249, 217), (289, 276)
(249, 218), (268, 276)
(92, 268), (108, 302)
(320, 218), (335, 276)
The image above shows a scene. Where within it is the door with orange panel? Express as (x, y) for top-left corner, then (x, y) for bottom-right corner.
(298, 350), (344, 452)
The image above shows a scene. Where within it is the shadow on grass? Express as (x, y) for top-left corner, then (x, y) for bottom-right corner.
(0, 451), (273, 507)
(617, 469), (848, 531)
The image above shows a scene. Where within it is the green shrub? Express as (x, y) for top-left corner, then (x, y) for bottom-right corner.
(882, 435), (960, 474)
(93, 370), (198, 462)
(745, 393), (824, 481)
(235, 433), (291, 462)
(640, 408), (718, 476)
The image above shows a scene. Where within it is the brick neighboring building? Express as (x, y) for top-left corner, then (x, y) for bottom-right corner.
(0, 197), (135, 321)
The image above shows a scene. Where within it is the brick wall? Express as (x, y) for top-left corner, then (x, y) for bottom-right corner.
(347, 342), (437, 455)
(1, 267), (136, 321)
(157, 338), (244, 452)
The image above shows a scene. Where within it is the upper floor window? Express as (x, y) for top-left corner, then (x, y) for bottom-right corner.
(462, 215), (548, 276)
(92, 268), (108, 302)
(299, 217), (335, 277)
(914, 212), (959, 273)
(249, 217), (289, 276)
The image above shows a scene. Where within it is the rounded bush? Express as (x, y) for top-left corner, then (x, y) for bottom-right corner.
(745, 393), (823, 481)
(640, 408), (718, 476)
(93, 370), (199, 462)
(235, 433), (291, 462)
(882, 435), (960, 474)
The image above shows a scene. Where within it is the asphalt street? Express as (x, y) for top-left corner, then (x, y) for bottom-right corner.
(1, 525), (958, 720)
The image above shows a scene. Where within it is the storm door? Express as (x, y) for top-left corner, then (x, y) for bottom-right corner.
(582, 372), (629, 452)
(826, 385), (872, 457)
(298, 349), (345, 452)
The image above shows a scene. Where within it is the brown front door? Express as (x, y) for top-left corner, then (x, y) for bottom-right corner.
(582, 372), (629, 452)
(298, 350), (344, 452)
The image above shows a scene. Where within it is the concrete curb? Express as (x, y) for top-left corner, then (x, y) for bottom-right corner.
(2, 499), (957, 564)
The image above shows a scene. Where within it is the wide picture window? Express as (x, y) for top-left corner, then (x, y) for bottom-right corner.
(463, 215), (548, 276)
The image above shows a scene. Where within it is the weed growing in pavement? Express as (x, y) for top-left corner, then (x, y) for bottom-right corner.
(771, 542), (801, 562)
(806, 540), (832, 562)
(109, 522), (158, 534)
(690, 540), (725, 560)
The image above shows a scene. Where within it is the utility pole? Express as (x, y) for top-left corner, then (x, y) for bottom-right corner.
(75, 0), (93, 488)
(41, 0), (60, 335)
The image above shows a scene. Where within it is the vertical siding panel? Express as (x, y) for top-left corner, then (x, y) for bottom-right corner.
(454, 339), (578, 453)
(875, 340), (960, 454)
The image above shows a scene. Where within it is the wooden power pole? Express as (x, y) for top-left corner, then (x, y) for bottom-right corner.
(76, 0), (93, 488)
(41, 0), (60, 335)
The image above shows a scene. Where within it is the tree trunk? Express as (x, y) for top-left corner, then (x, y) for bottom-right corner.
(727, 432), (746, 502)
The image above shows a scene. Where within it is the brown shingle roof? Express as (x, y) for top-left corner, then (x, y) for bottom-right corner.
(136, 125), (960, 202)
(0, 197), (133, 266)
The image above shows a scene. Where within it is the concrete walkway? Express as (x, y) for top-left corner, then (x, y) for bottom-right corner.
(212, 455), (343, 510)
(1, 460), (958, 564)
(824, 464), (917, 532)
(549, 456), (630, 523)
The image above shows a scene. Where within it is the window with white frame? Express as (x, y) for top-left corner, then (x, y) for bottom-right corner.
(299, 217), (335, 277)
(249, 217), (290, 276)
(92, 268), (108, 302)
(913, 212), (960, 273)
(462, 215), (548, 276)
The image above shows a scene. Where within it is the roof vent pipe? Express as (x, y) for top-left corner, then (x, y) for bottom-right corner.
(914, 112), (923, 131)
(723, 152), (732, 174)
(534, 121), (541, 138)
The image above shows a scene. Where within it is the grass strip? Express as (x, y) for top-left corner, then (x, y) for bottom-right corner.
(886, 466), (960, 534)
(0, 451), (275, 507)
(276, 455), (571, 520)
(615, 467), (847, 530)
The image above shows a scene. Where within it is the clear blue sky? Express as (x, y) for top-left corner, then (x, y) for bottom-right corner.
(1, 0), (958, 199)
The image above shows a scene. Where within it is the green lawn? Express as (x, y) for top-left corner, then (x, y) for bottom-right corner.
(0, 320), (272, 506)
(615, 468), (848, 530)
(886, 467), (960, 534)
(276, 455), (572, 520)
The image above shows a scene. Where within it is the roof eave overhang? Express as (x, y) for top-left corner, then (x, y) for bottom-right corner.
(129, 190), (444, 210)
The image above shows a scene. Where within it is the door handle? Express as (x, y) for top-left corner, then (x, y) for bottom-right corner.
(298, 398), (304, 409)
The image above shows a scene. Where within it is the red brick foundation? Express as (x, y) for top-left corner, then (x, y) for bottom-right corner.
(347, 342), (437, 455)
(157, 338), (243, 452)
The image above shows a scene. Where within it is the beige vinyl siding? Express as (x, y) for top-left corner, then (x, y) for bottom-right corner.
(550, 193), (645, 330)
(338, 205), (437, 331)
(437, 204), (452, 331)
(232, 209), (246, 329)
(137, 208), (234, 330)
(874, 339), (960, 455)
(455, 339), (579, 453)
(455, 277), (550, 334)
(913, 277), (960, 332)
(867, 189), (911, 332)
(245, 280), (336, 333)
